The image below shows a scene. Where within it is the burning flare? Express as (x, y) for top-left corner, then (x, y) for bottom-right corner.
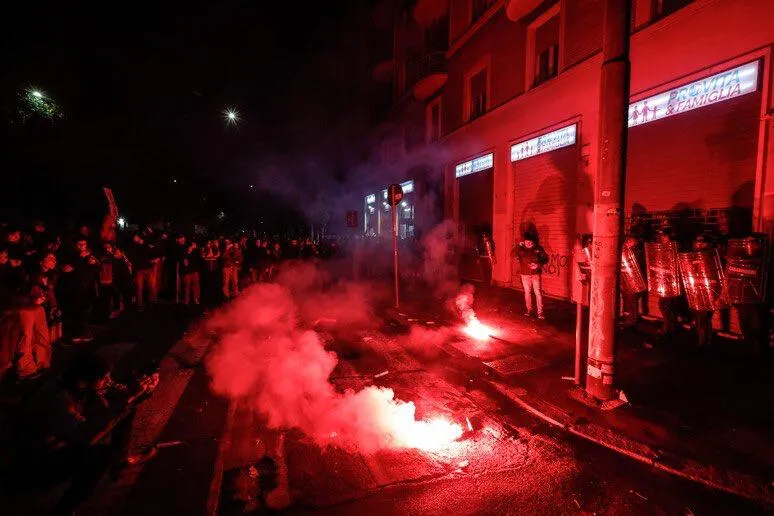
(206, 274), (464, 454)
(389, 401), (463, 451)
(462, 316), (493, 340)
(455, 284), (494, 340)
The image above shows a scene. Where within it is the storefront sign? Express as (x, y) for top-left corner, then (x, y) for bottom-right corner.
(510, 124), (577, 162)
(455, 152), (494, 178)
(400, 180), (414, 194)
(628, 61), (759, 128)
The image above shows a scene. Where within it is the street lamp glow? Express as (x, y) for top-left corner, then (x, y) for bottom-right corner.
(32, 90), (43, 98)
(117, 217), (126, 229)
(223, 107), (241, 125)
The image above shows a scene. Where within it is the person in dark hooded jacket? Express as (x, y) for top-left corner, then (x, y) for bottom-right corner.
(513, 234), (548, 319)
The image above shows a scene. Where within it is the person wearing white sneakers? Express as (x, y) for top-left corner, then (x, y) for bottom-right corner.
(513, 234), (548, 319)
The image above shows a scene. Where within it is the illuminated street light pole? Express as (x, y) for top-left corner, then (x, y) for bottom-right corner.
(586, 0), (632, 402)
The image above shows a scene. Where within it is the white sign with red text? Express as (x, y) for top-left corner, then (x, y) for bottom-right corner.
(628, 61), (759, 128)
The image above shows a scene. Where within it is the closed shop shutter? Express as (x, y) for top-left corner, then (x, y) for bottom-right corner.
(626, 91), (760, 214)
(459, 168), (494, 281)
(512, 147), (578, 299)
(626, 91), (761, 330)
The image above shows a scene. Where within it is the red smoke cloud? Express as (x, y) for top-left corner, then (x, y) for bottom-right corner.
(420, 220), (460, 301)
(205, 262), (461, 453)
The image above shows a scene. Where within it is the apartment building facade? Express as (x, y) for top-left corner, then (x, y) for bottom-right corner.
(369, 0), (773, 298)
(366, 0), (774, 310)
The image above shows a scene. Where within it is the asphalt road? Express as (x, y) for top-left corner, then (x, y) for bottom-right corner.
(220, 322), (768, 516)
(10, 296), (766, 515)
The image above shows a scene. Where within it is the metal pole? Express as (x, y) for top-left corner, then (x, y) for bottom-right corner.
(575, 300), (583, 385)
(586, 0), (631, 401)
(393, 206), (400, 308)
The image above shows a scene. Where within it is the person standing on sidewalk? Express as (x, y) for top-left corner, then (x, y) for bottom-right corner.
(60, 237), (99, 343)
(221, 238), (242, 300)
(167, 234), (187, 303)
(201, 239), (221, 305)
(688, 234), (716, 349)
(112, 243), (133, 312)
(477, 231), (496, 285)
(95, 241), (119, 322)
(181, 240), (202, 305)
(130, 234), (156, 309)
(513, 234), (548, 319)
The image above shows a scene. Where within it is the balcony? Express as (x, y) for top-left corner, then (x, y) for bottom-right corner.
(411, 52), (448, 100)
(372, 58), (394, 83)
(505, 0), (542, 21)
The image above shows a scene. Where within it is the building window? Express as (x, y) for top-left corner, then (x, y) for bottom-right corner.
(468, 68), (488, 121)
(427, 98), (442, 143)
(471, 0), (496, 23)
(654, 0), (694, 19)
(634, 0), (695, 28)
(528, 8), (560, 88)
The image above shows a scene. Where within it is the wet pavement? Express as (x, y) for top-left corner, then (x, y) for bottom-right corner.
(220, 324), (768, 515)
(5, 293), (770, 515)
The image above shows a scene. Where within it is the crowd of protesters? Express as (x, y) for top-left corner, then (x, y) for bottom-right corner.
(0, 219), (341, 382)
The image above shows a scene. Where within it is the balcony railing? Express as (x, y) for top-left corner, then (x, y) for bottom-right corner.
(411, 51), (448, 100)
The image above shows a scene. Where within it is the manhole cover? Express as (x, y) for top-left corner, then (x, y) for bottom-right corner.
(484, 353), (547, 375)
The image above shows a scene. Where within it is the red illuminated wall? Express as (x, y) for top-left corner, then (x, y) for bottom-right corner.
(562, 0), (604, 69)
(435, 0), (774, 293)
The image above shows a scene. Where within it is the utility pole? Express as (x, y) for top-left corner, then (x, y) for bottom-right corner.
(388, 183), (404, 308)
(392, 203), (400, 308)
(586, 0), (632, 401)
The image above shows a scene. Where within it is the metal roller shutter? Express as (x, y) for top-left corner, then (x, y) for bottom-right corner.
(626, 92), (761, 331)
(511, 147), (579, 299)
(626, 91), (760, 214)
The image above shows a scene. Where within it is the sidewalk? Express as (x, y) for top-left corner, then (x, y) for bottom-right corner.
(389, 283), (774, 504)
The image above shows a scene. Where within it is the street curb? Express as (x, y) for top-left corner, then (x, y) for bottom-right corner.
(491, 383), (774, 506)
(383, 307), (774, 506)
(206, 398), (237, 516)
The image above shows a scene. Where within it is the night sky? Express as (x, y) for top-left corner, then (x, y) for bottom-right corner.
(1, 1), (372, 230)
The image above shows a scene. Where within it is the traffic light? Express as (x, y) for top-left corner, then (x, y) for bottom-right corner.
(388, 183), (403, 206)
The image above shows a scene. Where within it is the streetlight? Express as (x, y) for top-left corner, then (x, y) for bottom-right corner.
(22, 86), (61, 120)
(223, 107), (241, 126)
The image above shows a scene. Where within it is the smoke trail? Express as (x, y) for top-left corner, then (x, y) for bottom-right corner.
(455, 283), (476, 324)
(205, 263), (461, 453)
(420, 219), (460, 301)
(419, 221), (489, 333)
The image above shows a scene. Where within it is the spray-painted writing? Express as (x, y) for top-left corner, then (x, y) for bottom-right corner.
(544, 253), (571, 277)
